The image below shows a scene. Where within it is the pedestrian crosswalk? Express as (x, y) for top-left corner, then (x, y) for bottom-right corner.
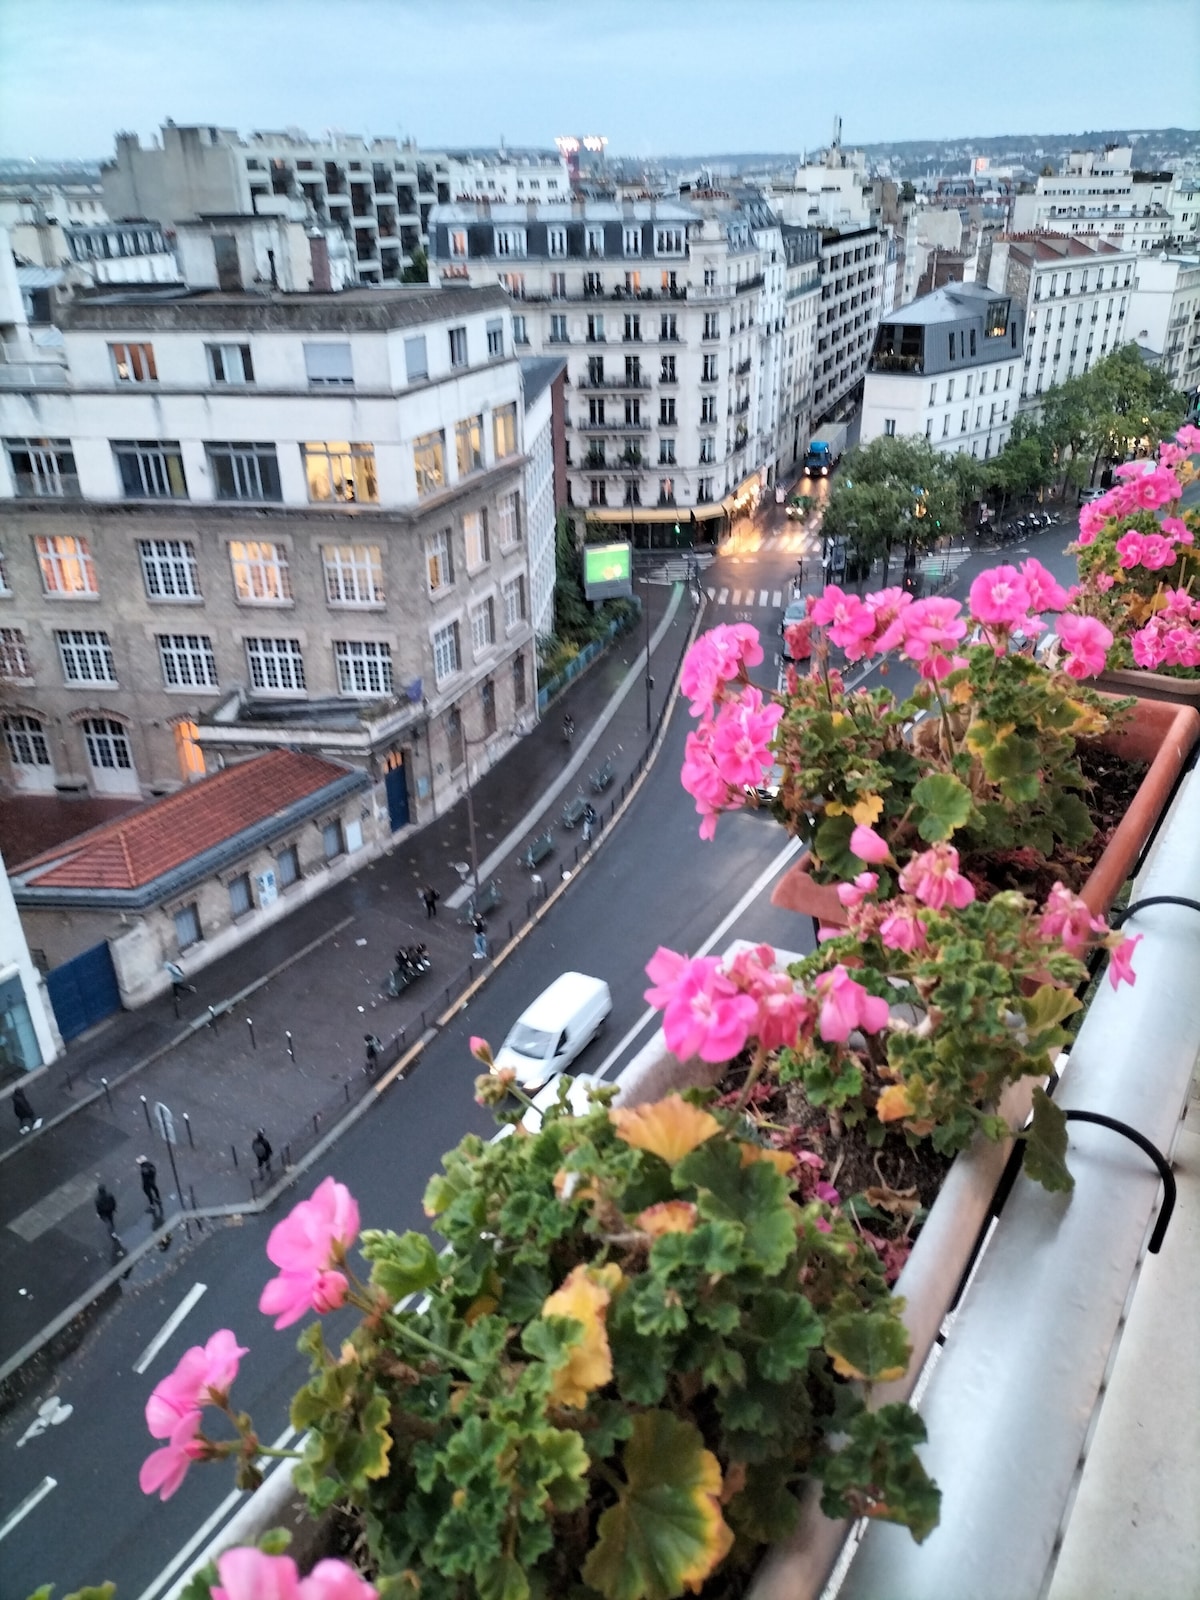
(706, 588), (790, 608)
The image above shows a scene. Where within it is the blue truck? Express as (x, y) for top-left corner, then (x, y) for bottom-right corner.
(803, 420), (848, 478)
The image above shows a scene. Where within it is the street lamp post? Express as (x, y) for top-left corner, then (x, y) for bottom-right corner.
(644, 582), (653, 732)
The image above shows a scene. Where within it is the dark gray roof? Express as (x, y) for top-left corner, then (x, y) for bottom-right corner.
(879, 282), (997, 326)
(57, 282), (512, 333)
(520, 355), (566, 409)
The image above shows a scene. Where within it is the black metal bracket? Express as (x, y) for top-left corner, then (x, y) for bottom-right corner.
(1062, 1110), (1177, 1254)
(1111, 894), (1200, 928)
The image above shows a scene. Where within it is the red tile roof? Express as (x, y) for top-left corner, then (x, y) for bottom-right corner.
(15, 751), (354, 890)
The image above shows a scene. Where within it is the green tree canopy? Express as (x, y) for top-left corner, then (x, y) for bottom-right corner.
(824, 436), (963, 568)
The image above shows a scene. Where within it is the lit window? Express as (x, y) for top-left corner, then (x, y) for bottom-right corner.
(464, 509), (489, 569)
(432, 620), (461, 682)
(470, 597), (495, 654)
(208, 442), (282, 501)
(335, 640), (393, 696)
(230, 541), (292, 604)
(158, 634), (219, 689)
(322, 544), (383, 606)
(493, 403), (518, 459)
(497, 490), (520, 547)
(245, 637), (306, 694)
(0, 627), (32, 679)
(426, 528), (455, 591)
(302, 441), (378, 504)
(57, 629), (115, 684)
(173, 719), (206, 782)
(36, 534), (97, 595)
(450, 230), (468, 259)
(139, 539), (201, 600)
(413, 430), (446, 498)
(455, 415), (484, 477)
(110, 342), (157, 383)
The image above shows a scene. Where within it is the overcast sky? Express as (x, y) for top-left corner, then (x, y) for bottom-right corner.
(1, 0), (1196, 162)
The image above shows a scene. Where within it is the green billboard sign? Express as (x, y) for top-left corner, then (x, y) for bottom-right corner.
(583, 541), (633, 601)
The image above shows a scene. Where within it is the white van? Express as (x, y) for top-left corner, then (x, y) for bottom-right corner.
(493, 972), (612, 1091)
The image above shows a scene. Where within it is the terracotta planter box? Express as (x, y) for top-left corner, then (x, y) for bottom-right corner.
(613, 948), (1039, 1600)
(1088, 664), (1200, 708)
(771, 694), (1200, 926)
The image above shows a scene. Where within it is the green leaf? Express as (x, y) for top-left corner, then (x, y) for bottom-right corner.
(824, 1309), (911, 1383)
(582, 1412), (733, 1600)
(56, 1591), (116, 1600)
(676, 1137), (800, 1275)
(1019, 984), (1082, 1037)
(817, 1402), (941, 1541)
(748, 1289), (824, 1382)
(911, 772), (973, 842)
(477, 1555), (529, 1600)
(256, 1528), (292, 1555)
(1046, 789), (1095, 846)
(813, 811), (859, 879)
(361, 1229), (440, 1303)
(1023, 1087), (1075, 1194)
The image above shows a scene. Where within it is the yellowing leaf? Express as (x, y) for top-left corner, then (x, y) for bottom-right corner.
(950, 677), (974, 705)
(610, 1096), (721, 1164)
(738, 1144), (795, 1176)
(824, 799), (848, 816)
(541, 1263), (622, 1408)
(876, 1084), (915, 1124)
(582, 1411), (735, 1600)
(849, 793), (884, 826)
(638, 1200), (699, 1237)
(464, 1294), (499, 1325)
(830, 1350), (908, 1383)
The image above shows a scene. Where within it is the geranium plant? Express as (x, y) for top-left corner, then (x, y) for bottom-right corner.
(680, 559), (1127, 885)
(1062, 426), (1200, 673)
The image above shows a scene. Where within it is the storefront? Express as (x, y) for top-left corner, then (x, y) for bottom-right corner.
(583, 499), (733, 552)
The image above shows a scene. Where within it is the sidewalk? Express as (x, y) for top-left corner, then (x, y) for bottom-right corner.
(0, 582), (695, 1376)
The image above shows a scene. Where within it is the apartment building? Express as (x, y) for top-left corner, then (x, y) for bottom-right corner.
(813, 225), (886, 420)
(101, 124), (450, 284)
(445, 151), (571, 205)
(1125, 253), (1200, 397)
(979, 235), (1139, 402)
(861, 283), (1023, 459)
(427, 192), (811, 538)
(1009, 146), (1175, 253)
(0, 284), (537, 837)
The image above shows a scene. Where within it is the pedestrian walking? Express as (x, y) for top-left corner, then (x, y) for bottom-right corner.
(421, 884), (440, 919)
(95, 1182), (117, 1237)
(12, 1085), (41, 1133)
(471, 913), (488, 961)
(252, 1128), (273, 1176)
(165, 959), (196, 1015)
(364, 1033), (382, 1076)
(563, 713), (575, 745)
(582, 803), (596, 844)
(136, 1156), (162, 1211)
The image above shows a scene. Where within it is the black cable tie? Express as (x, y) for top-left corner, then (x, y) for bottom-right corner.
(1062, 1110), (1177, 1254)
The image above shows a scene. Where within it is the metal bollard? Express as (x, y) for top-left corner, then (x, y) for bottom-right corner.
(285, 1030), (295, 1061)
(140, 1094), (152, 1132)
(183, 1111), (194, 1148)
(312, 1113), (320, 1136)
(231, 1143), (239, 1168)
(247, 1017), (256, 1051)
(100, 1076), (113, 1112)
(208, 1005), (218, 1031)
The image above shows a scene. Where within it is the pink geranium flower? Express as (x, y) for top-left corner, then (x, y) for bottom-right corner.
(1128, 465), (1181, 510)
(970, 565), (1032, 627)
(212, 1549), (377, 1600)
(811, 586), (877, 659)
(1038, 883), (1107, 956)
(679, 624), (764, 716)
(145, 1328), (247, 1441)
(709, 687), (784, 787)
(814, 965), (890, 1044)
(899, 597), (967, 679)
(644, 947), (758, 1063)
(1019, 557), (1070, 613)
(1107, 933), (1142, 990)
(259, 1177), (360, 1330)
(836, 871), (879, 909)
(849, 824), (891, 864)
(898, 843), (975, 911)
(1077, 501), (1108, 544)
(1056, 613), (1112, 680)
(1160, 516), (1193, 545)
(878, 907), (927, 952)
(1175, 423), (1200, 454)
(139, 1408), (207, 1501)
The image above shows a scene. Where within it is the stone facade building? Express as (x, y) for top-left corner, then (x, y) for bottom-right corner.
(0, 284), (537, 844)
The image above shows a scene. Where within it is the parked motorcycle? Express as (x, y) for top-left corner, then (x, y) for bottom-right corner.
(386, 945), (431, 997)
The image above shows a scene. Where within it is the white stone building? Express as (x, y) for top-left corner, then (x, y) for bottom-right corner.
(0, 849), (61, 1081)
(0, 284), (537, 834)
(860, 283), (1023, 460)
(1125, 253), (1200, 396)
(979, 235), (1140, 402)
(520, 357), (565, 640)
(1009, 147), (1174, 253)
(445, 152), (571, 206)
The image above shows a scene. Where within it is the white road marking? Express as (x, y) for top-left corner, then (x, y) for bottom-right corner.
(716, 587), (728, 603)
(16, 1396), (73, 1447)
(592, 835), (803, 1081)
(0, 1477), (56, 1542)
(133, 1282), (208, 1375)
(758, 589), (768, 606)
(771, 589), (783, 607)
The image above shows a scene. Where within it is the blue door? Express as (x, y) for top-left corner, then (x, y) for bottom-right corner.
(384, 760), (410, 831)
(46, 942), (122, 1041)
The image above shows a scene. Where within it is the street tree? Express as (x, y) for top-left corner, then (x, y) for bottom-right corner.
(825, 436), (963, 579)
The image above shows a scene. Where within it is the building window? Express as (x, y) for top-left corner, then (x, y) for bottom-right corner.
(493, 403), (518, 459)
(486, 318), (505, 357)
(655, 227), (684, 256)
(550, 314), (568, 342)
(158, 634), (219, 689)
(455, 415), (484, 477)
(207, 343), (254, 385)
(448, 327), (468, 368)
(659, 439), (676, 465)
(432, 620), (461, 682)
(700, 396), (717, 423)
(550, 271), (567, 298)
(625, 313), (642, 342)
(228, 873), (253, 919)
(426, 528), (454, 592)
(703, 312), (720, 339)
(6, 437), (77, 497)
(464, 509), (490, 568)
(481, 676), (497, 735)
(450, 230), (467, 259)
(548, 227), (567, 258)
(660, 397), (676, 425)
(413, 429), (447, 498)
(322, 818), (344, 860)
(404, 334), (428, 383)
(589, 479), (607, 506)
(699, 436), (715, 463)
(942, 415), (950, 437)
(929, 382), (938, 405)
(323, 544), (383, 606)
(335, 639), (393, 696)
(57, 628), (115, 684)
(139, 539), (200, 600)
(114, 440), (188, 499)
(512, 314), (528, 346)
(660, 313), (677, 340)
(961, 410), (968, 434)
(587, 313), (606, 343)
(512, 651), (527, 709)
(302, 440), (378, 505)
(884, 419), (896, 437)
(701, 353), (718, 382)
(83, 717), (133, 770)
(208, 442), (282, 502)
(0, 627), (32, 679)
(230, 541), (292, 604)
(276, 844), (299, 888)
(659, 477), (675, 504)
(698, 477), (713, 503)
(494, 228), (526, 258)
(174, 719), (206, 782)
(624, 225), (642, 257)
(245, 637), (306, 694)
(502, 575), (526, 630)
(174, 904), (202, 951)
(586, 225), (604, 257)
(5, 713), (51, 768)
(36, 533), (97, 595)
(110, 342), (157, 383)
(303, 342), (354, 387)
(497, 490), (520, 548)
(470, 597), (495, 654)
(925, 419), (933, 439)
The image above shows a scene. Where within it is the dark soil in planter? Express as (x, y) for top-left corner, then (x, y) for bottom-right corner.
(967, 744), (1148, 903)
